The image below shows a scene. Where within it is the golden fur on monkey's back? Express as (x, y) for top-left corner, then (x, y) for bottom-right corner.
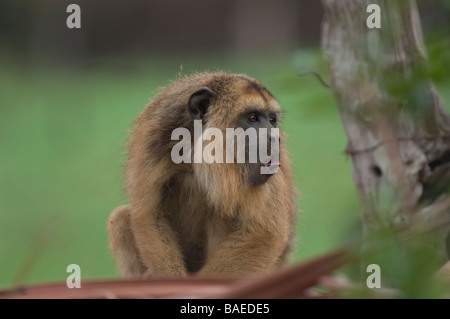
(109, 72), (297, 277)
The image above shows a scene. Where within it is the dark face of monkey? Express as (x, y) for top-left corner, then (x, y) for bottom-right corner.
(237, 110), (280, 186)
(188, 77), (282, 187)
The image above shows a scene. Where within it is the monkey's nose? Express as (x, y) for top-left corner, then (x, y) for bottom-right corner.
(269, 134), (280, 143)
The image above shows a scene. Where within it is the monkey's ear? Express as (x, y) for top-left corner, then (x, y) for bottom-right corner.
(188, 87), (216, 120)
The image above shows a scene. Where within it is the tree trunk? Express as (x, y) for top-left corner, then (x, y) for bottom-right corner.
(321, 0), (450, 264)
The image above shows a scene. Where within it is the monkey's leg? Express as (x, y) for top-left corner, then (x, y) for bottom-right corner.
(129, 207), (187, 277)
(199, 228), (289, 276)
(108, 205), (147, 278)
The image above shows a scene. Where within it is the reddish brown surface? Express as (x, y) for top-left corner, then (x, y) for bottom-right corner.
(0, 248), (351, 299)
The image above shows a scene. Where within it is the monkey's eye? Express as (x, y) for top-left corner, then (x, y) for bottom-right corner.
(269, 117), (277, 125)
(248, 115), (258, 123)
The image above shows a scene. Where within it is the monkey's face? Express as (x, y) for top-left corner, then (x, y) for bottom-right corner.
(232, 86), (282, 186)
(188, 76), (283, 187)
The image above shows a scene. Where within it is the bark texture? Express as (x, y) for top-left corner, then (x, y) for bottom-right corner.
(321, 0), (450, 259)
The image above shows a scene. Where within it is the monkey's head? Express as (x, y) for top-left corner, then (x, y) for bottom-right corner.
(127, 72), (293, 214)
(187, 74), (285, 194)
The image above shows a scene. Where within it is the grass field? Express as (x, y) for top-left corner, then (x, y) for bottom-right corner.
(0, 51), (448, 287)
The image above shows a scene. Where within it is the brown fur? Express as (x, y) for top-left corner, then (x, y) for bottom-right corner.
(108, 72), (297, 277)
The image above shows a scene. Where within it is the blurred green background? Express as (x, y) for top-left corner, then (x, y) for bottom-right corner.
(0, 0), (449, 287)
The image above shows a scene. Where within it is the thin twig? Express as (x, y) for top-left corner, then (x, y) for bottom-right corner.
(12, 215), (62, 286)
(297, 71), (330, 88)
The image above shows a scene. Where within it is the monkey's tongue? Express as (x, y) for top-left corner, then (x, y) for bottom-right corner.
(265, 160), (281, 167)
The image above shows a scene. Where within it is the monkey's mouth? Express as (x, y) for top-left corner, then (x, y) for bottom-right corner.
(258, 160), (280, 177)
(264, 160), (281, 168)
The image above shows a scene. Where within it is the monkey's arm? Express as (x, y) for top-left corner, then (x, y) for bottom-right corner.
(130, 208), (187, 277)
(109, 205), (187, 278)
